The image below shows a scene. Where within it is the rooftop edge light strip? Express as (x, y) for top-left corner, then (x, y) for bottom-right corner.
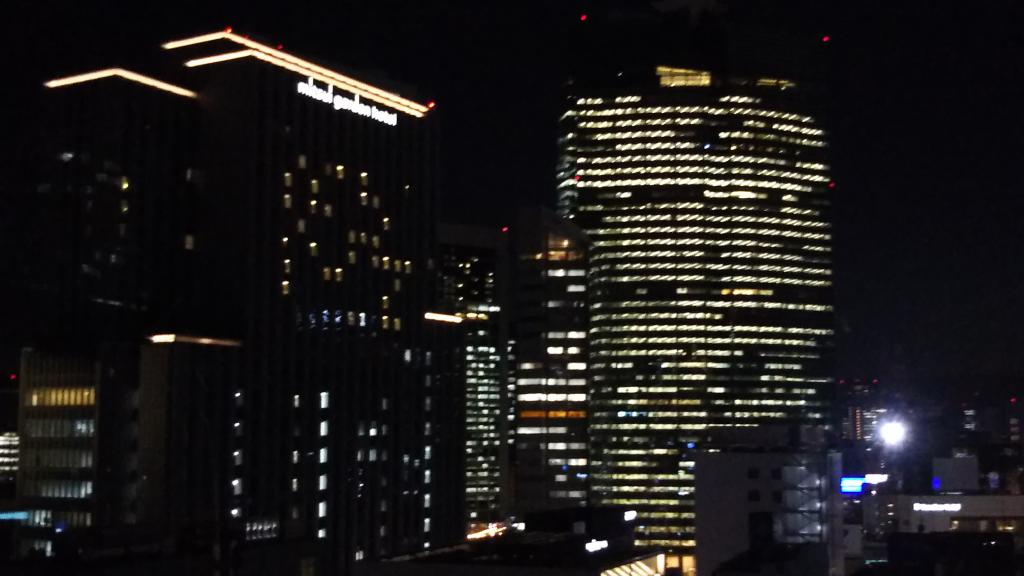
(43, 68), (198, 98)
(164, 30), (429, 117)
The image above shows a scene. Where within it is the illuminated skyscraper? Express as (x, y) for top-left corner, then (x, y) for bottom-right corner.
(508, 208), (590, 514)
(438, 224), (509, 528)
(559, 67), (834, 566)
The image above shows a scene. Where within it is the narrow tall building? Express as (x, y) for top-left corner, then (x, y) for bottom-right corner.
(508, 208), (590, 515)
(559, 67), (834, 567)
(437, 224), (509, 529)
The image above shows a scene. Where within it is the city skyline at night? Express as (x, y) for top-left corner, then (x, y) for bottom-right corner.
(1, 2), (1023, 576)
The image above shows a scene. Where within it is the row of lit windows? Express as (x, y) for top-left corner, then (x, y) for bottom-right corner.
(577, 153), (815, 169)
(597, 498), (687, 506)
(548, 458), (588, 466)
(590, 339), (821, 352)
(21, 448), (93, 469)
(26, 388), (95, 407)
(580, 166), (829, 183)
(23, 419), (94, 438)
(570, 104), (814, 124)
(591, 300), (832, 312)
(517, 393), (588, 402)
(519, 410), (587, 419)
(719, 131), (825, 148)
(606, 411), (709, 419)
(590, 324), (833, 336)
(592, 274), (831, 287)
(545, 331), (588, 339)
(546, 346), (583, 355)
(592, 262), (831, 277)
(24, 480), (93, 499)
(516, 378), (587, 386)
(518, 362), (587, 371)
(598, 214), (828, 229)
(547, 443), (586, 450)
(578, 118), (707, 129)
(594, 250), (824, 265)
(25, 510), (92, 528)
(517, 427), (568, 435)
(579, 176), (815, 193)
(593, 240), (831, 256)
(546, 268), (586, 277)
(588, 225), (829, 241)
(591, 423), (709, 431)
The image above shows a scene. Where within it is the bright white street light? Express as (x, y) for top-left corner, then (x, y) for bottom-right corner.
(879, 421), (907, 447)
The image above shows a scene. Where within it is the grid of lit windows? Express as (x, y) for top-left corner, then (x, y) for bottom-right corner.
(512, 224), (590, 513)
(438, 235), (505, 527)
(560, 69), (833, 556)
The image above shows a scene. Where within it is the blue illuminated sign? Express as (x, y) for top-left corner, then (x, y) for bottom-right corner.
(840, 477), (867, 494)
(0, 511), (28, 521)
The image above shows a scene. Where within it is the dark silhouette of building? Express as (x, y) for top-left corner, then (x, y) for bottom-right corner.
(13, 28), (456, 574)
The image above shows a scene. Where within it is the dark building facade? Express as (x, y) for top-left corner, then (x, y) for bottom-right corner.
(508, 208), (590, 515)
(16, 29), (454, 573)
(437, 225), (509, 529)
(559, 67), (834, 563)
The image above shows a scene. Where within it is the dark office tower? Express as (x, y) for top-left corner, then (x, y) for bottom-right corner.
(27, 29), (449, 571)
(438, 225), (509, 529)
(136, 338), (241, 550)
(559, 67), (834, 563)
(837, 378), (885, 443)
(508, 208), (590, 515)
(33, 65), (201, 344)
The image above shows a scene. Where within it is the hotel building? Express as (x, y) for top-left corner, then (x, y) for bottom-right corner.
(559, 67), (834, 567)
(21, 29), (454, 572)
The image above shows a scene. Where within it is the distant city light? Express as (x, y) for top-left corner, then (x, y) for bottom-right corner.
(467, 523), (507, 540)
(424, 312), (463, 324)
(821, 35), (831, 43)
(864, 474), (889, 484)
(879, 420), (907, 447)
(624, 510), (637, 521)
(585, 539), (608, 552)
(913, 502), (961, 512)
(580, 14), (588, 22)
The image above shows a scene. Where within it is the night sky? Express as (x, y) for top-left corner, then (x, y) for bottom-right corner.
(3, 1), (1023, 394)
